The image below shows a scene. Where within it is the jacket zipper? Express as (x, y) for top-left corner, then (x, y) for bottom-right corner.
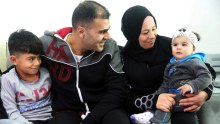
(76, 62), (90, 119)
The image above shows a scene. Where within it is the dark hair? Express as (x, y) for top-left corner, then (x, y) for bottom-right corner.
(72, 0), (110, 29)
(8, 29), (44, 56)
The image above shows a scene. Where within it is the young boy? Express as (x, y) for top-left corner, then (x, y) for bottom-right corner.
(0, 29), (52, 124)
(130, 27), (212, 124)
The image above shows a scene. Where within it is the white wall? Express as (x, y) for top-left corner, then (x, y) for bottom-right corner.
(0, 42), (7, 71)
(189, 0), (220, 53)
(0, 0), (220, 70)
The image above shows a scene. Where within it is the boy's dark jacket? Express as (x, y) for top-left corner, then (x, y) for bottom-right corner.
(40, 27), (127, 124)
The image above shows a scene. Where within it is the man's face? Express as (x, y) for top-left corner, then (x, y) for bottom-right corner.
(82, 18), (111, 52)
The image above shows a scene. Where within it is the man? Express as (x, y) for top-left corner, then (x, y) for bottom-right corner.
(40, 1), (130, 124)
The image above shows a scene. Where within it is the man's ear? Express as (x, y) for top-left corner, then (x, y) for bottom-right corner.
(77, 26), (85, 38)
(10, 55), (17, 65)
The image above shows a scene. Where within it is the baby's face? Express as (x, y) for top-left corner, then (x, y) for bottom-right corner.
(171, 36), (194, 60)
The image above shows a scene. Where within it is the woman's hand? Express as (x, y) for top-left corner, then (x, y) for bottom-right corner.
(156, 93), (176, 112)
(179, 91), (208, 112)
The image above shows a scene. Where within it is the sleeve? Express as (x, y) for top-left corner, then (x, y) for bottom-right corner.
(1, 75), (30, 123)
(187, 60), (212, 94)
(154, 79), (169, 94)
(203, 84), (213, 101)
(131, 77), (168, 112)
(82, 41), (128, 124)
(123, 90), (160, 115)
(203, 63), (215, 100)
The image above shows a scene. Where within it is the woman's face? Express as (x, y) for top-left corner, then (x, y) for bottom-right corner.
(138, 16), (157, 49)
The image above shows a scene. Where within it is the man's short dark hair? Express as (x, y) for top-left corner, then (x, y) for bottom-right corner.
(8, 29), (44, 56)
(72, 0), (110, 29)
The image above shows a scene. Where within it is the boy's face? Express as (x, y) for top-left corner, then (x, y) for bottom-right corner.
(10, 53), (41, 79)
(172, 36), (194, 60)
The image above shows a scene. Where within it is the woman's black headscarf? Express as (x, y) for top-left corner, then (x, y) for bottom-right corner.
(121, 5), (171, 66)
(121, 5), (157, 41)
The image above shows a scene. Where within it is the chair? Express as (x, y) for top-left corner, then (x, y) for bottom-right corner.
(198, 54), (220, 124)
(0, 75), (8, 119)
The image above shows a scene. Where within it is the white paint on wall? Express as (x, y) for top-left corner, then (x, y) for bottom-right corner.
(0, 0), (220, 70)
(0, 42), (7, 71)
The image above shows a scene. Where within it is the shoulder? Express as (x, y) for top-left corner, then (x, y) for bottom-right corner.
(40, 31), (55, 47)
(190, 58), (206, 65)
(39, 67), (49, 74)
(103, 39), (119, 54)
(157, 35), (172, 46)
(40, 27), (71, 44)
(104, 39), (117, 49)
(156, 35), (172, 55)
(186, 59), (208, 70)
(40, 30), (56, 42)
(39, 67), (50, 78)
(1, 68), (17, 84)
(39, 67), (51, 85)
(157, 35), (172, 42)
(1, 68), (16, 78)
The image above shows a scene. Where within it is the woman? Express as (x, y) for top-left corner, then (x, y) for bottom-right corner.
(121, 5), (213, 124)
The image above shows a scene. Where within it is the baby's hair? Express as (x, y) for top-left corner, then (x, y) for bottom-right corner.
(8, 29), (44, 56)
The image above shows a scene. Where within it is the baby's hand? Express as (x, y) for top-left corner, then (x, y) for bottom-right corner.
(178, 84), (192, 96)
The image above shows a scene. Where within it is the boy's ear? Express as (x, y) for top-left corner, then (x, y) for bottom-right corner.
(10, 55), (17, 65)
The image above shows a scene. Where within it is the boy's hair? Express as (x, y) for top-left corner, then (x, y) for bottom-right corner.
(8, 29), (44, 56)
(72, 0), (110, 29)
